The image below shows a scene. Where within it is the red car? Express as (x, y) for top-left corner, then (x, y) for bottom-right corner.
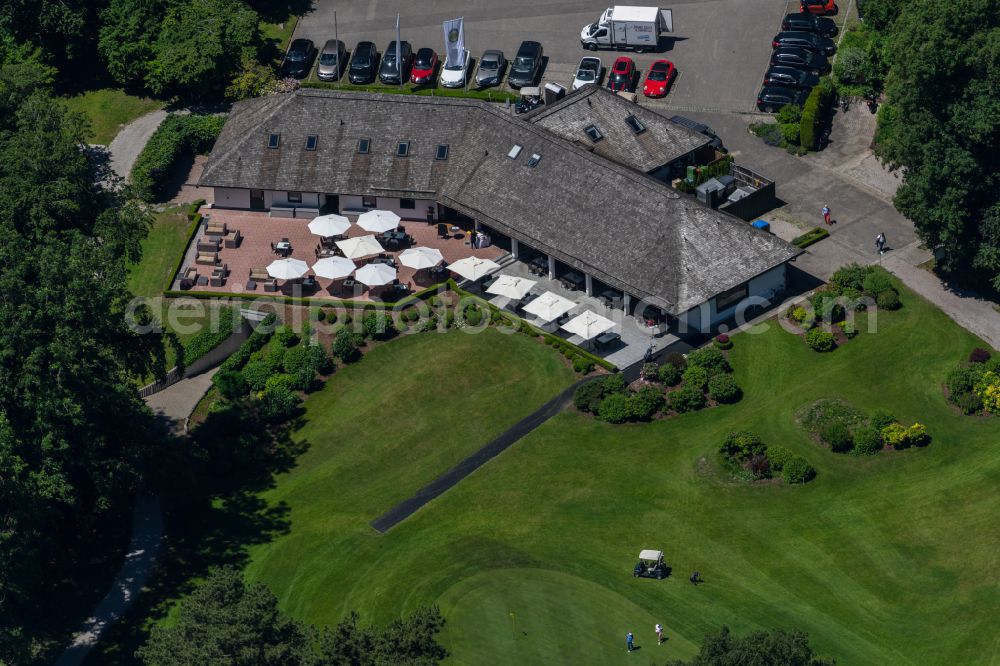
(642, 59), (676, 97)
(800, 0), (837, 15)
(410, 47), (438, 84)
(606, 56), (637, 93)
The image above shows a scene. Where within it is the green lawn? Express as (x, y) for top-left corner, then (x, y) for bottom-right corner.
(128, 206), (197, 298)
(62, 88), (163, 145)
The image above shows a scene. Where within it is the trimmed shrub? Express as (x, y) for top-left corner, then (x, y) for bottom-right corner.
(627, 387), (664, 421)
(658, 362), (682, 386)
(782, 457), (816, 484)
(274, 325), (298, 347)
(212, 370), (247, 400)
(862, 270), (893, 297)
(258, 386), (299, 422)
(714, 334), (732, 350)
(806, 328), (835, 352)
(316, 309), (326, 322)
(776, 104), (803, 124)
(641, 363), (659, 380)
(985, 357), (1000, 374)
(974, 371), (1000, 414)
(875, 289), (901, 311)
(664, 352), (687, 370)
(264, 345), (286, 372)
(767, 445), (794, 470)
(811, 292), (845, 323)
(820, 421), (853, 452)
(708, 374), (742, 404)
(946, 364), (984, 402)
(880, 423), (908, 448)
(687, 347), (731, 375)
(792, 227), (829, 249)
(839, 321), (858, 339)
(869, 409), (896, 432)
(682, 365), (709, 391)
(573, 356), (595, 374)
(264, 373), (296, 393)
(952, 390), (984, 415)
(219, 313), (277, 372)
(830, 263), (869, 292)
(183, 307), (236, 366)
(780, 122), (800, 145)
(906, 422), (929, 447)
(853, 426), (883, 455)
(969, 348), (992, 363)
(306, 344), (333, 375)
(464, 305), (484, 327)
(743, 454), (771, 479)
(332, 330), (359, 362)
(720, 431), (765, 460)
(598, 393), (630, 424)
(603, 373), (627, 395)
(668, 385), (706, 413)
(282, 346), (311, 375)
(574, 378), (606, 413)
(132, 114), (226, 201)
(241, 360), (272, 392)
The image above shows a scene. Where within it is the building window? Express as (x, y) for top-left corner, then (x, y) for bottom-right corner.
(397, 141), (410, 157)
(358, 138), (370, 154)
(362, 196), (377, 208)
(715, 283), (748, 311)
(584, 125), (603, 142)
(435, 144), (449, 160)
(400, 198), (416, 209)
(624, 115), (646, 134)
(507, 144), (522, 159)
(267, 132), (280, 148)
(305, 135), (318, 150)
(526, 153), (541, 168)
(287, 191), (302, 204)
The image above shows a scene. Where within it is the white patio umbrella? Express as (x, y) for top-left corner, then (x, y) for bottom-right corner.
(486, 274), (537, 300)
(522, 290), (576, 322)
(354, 263), (397, 286)
(336, 234), (384, 259)
(398, 246), (444, 269)
(562, 310), (616, 340)
(266, 258), (309, 280)
(307, 213), (351, 238)
(448, 256), (500, 281)
(311, 256), (356, 279)
(357, 209), (401, 233)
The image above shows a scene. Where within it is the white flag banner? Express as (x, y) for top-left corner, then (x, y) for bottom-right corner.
(442, 17), (464, 67)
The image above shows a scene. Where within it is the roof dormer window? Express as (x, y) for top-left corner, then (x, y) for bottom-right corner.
(305, 135), (318, 151)
(267, 132), (280, 148)
(397, 141), (410, 157)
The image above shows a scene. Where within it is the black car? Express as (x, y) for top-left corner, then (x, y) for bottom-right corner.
(757, 86), (810, 112)
(349, 41), (379, 84)
(508, 41), (543, 88)
(781, 12), (838, 37)
(772, 31), (836, 56)
(763, 65), (819, 89)
(770, 47), (830, 75)
(379, 40), (413, 84)
(282, 39), (316, 79)
(669, 115), (725, 152)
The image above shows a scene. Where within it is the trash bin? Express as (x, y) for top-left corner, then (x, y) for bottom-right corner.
(752, 219), (771, 232)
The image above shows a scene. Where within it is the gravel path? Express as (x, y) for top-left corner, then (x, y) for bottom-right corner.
(108, 109), (169, 182)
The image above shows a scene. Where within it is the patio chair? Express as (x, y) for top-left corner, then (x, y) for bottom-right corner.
(196, 239), (220, 253)
(263, 280), (278, 292)
(223, 229), (242, 248)
(210, 274), (225, 287)
(196, 251), (219, 265)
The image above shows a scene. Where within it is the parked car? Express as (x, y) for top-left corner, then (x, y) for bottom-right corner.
(800, 0), (838, 15)
(781, 12), (838, 37)
(769, 47), (830, 74)
(410, 47), (438, 84)
(379, 40), (413, 84)
(641, 59), (675, 98)
(440, 48), (470, 88)
(475, 49), (506, 87)
(348, 41), (379, 84)
(669, 115), (725, 152)
(508, 41), (543, 88)
(282, 38), (316, 78)
(772, 31), (836, 56)
(606, 56), (637, 93)
(763, 65), (819, 89)
(316, 39), (347, 81)
(757, 86), (810, 112)
(572, 56), (603, 90)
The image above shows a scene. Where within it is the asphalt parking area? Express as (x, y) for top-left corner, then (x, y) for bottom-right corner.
(293, 0), (799, 113)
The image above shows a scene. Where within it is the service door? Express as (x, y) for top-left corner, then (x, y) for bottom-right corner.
(250, 189), (265, 210)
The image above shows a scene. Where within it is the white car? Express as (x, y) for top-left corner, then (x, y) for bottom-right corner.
(440, 48), (471, 88)
(572, 56), (603, 90)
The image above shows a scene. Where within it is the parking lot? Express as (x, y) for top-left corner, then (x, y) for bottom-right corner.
(293, 0), (796, 113)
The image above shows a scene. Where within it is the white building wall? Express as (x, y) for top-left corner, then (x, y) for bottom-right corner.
(270, 191), (320, 208)
(213, 187), (251, 209)
(339, 195), (435, 219)
(678, 263), (787, 333)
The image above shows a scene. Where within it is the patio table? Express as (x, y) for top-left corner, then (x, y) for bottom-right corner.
(600, 289), (621, 306)
(562, 271), (585, 289)
(595, 331), (621, 347)
(275, 241), (291, 252)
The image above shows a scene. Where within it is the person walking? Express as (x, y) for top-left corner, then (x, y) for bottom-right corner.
(655, 623), (664, 645)
(822, 205), (831, 226)
(626, 631), (635, 653)
(876, 232), (886, 255)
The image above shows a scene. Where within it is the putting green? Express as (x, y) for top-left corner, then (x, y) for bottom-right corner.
(437, 568), (700, 664)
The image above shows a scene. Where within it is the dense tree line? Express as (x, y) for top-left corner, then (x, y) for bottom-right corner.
(858, 0), (1000, 290)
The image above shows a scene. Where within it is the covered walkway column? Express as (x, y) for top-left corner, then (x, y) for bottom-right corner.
(547, 255), (556, 280)
(623, 293), (632, 315)
(511, 238), (519, 260)
(584, 274), (593, 296)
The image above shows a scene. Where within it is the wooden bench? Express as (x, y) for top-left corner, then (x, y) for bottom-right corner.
(197, 239), (220, 252)
(196, 251), (219, 265)
(205, 222), (227, 236)
(223, 229), (242, 248)
(248, 268), (269, 282)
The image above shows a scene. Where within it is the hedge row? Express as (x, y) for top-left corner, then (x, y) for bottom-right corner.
(132, 114), (226, 201)
(792, 227), (829, 248)
(219, 313), (278, 372)
(182, 306), (237, 366)
(800, 79), (834, 151)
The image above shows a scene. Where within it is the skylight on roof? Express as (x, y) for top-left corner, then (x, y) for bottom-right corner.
(624, 115), (646, 134)
(305, 135), (318, 151)
(358, 138), (370, 154)
(584, 125), (604, 142)
(436, 144), (449, 160)
(507, 144), (522, 159)
(526, 153), (541, 168)
(397, 141), (410, 157)
(267, 132), (280, 148)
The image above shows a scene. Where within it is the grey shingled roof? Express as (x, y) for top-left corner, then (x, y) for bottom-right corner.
(525, 86), (710, 173)
(199, 88), (799, 314)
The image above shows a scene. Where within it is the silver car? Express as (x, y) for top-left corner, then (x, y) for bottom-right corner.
(317, 39), (347, 81)
(475, 50), (506, 87)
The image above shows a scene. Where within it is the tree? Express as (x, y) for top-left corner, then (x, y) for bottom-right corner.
(666, 625), (835, 665)
(136, 567), (313, 666)
(98, 0), (168, 88)
(0, 0), (95, 65)
(226, 53), (278, 101)
(145, 0), (259, 98)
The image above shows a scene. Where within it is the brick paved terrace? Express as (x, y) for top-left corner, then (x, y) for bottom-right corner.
(175, 209), (507, 301)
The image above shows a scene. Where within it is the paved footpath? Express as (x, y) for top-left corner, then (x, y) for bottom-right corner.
(145, 368), (218, 435)
(108, 109), (168, 182)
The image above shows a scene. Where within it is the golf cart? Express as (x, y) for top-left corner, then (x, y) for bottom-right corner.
(633, 549), (669, 579)
(515, 86), (543, 114)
